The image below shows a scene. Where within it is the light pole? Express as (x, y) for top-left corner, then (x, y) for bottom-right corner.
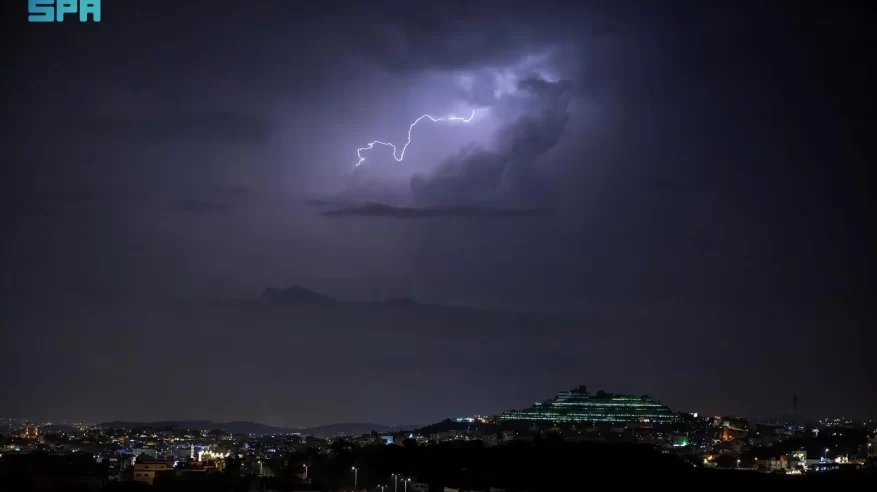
(404, 478), (411, 492)
(379, 486), (386, 492)
(824, 448), (829, 461)
(303, 464), (309, 479)
(351, 466), (358, 487)
(392, 473), (398, 492)
(258, 460), (263, 476)
(736, 459), (740, 469)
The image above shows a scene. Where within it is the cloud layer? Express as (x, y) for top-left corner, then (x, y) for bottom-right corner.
(408, 76), (573, 207)
(322, 202), (554, 219)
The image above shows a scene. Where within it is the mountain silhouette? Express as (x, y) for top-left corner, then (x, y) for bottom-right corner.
(98, 420), (418, 436)
(261, 286), (336, 304)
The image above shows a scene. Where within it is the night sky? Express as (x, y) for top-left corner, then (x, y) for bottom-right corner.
(2, 1), (874, 426)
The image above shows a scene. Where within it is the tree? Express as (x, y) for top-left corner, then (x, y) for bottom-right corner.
(402, 438), (418, 449)
(208, 428), (228, 439)
(331, 439), (352, 454)
(224, 456), (242, 476)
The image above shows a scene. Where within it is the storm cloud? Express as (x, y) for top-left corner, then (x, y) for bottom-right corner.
(322, 202), (554, 219)
(410, 75), (573, 207)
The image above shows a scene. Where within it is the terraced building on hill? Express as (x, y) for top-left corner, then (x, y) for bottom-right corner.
(498, 385), (679, 424)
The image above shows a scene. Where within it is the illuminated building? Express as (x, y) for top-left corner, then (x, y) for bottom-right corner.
(720, 417), (749, 441)
(132, 459), (173, 485)
(497, 386), (679, 424)
(12, 425), (39, 439)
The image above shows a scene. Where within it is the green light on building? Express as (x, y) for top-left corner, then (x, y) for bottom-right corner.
(498, 385), (679, 424)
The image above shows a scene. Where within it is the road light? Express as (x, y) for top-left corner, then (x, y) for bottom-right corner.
(351, 466), (358, 487)
(404, 477), (411, 492)
(736, 459), (740, 469)
(824, 448), (829, 461)
(392, 473), (398, 492)
(303, 464), (309, 479)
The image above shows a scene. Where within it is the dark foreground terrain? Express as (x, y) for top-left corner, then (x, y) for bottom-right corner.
(2, 440), (875, 491)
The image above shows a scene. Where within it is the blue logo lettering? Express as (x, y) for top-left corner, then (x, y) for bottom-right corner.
(28, 0), (101, 23)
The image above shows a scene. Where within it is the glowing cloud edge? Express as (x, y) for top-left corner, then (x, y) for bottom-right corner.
(355, 109), (476, 166)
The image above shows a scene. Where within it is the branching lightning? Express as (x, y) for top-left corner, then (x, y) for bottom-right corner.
(356, 109), (476, 166)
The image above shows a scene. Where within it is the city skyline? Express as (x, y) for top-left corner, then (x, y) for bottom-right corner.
(3, 379), (872, 430)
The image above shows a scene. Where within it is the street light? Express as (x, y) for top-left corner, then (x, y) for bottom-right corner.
(824, 448), (829, 461)
(379, 486), (386, 492)
(404, 477), (411, 492)
(351, 467), (358, 487)
(303, 464), (309, 479)
(736, 459), (740, 469)
(392, 473), (398, 492)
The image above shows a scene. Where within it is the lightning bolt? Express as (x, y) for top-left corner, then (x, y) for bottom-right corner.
(356, 109), (475, 166)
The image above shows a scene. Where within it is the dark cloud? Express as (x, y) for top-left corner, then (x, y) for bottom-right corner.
(410, 145), (507, 206)
(176, 199), (230, 213)
(210, 185), (251, 195)
(61, 110), (272, 144)
(322, 202), (554, 219)
(344, 1), (628, 75)
(495, 93), (572, 159)
(350, 4), (541, 72)
(305, 199), (335, 207)
(410, 75), (573, 206)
